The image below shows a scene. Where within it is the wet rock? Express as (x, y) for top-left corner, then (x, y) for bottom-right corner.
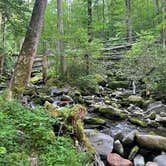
(107, 153), (133, 166)
(153, 155), (166, 166)
(61, 95), (73, 102)
(128, 95), (144, 107)
(136, 134), (166, 151)
(114, 140), (124, 156)
(146, 101), (166, 116)
(122, 130), (138, 145)
(84, 117), (106, 125)
(93, 105), (126, 120)
(84, 129), (114, 157)
(146, 162), (158, 166)
(134, 154), (145, 166)
(128, 145), (139, 160)
(147, 112), (156, 120)
(129, 118), (147, 127)
(156, 116), (166, 127)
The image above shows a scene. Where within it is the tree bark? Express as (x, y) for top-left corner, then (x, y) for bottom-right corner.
(156, 0), (159, 15)
(0, 14), (6, 75)
(125, 0), (132, 43)
(9, 0), (47, 98)
(57, 0), (66, 77)
(86, 0), (92, 75)
(163, 0), (166, 48)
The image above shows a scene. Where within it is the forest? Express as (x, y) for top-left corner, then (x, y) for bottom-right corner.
(0, 0), (166, 165)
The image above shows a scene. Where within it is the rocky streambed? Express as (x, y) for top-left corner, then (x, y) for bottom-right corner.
(17, 80), (166, 166)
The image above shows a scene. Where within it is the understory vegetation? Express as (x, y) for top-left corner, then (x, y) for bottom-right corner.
(0, 93), (90, 166)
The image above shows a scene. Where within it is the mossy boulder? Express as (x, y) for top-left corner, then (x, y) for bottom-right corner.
(108, 80), (129, 89)
(136, 134), (166, 151)
(95, 74), (107, 86)
(84, 117), (106, 125)
(128, 145), (139, 160)
(128, 95), (144, 107)
(147, 112), (156, 120)
(93, 105), (126, 120)
(129, 118), (147, 127)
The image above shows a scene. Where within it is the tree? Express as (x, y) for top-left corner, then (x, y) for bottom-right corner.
(125, 0), (132, 43)
(163, 0), (166, 47)
(57, 0), (66, 77)
(9, 0), (47, 98)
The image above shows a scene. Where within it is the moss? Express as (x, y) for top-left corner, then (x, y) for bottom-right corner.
(84, 117), (106, 125)
(108, 80), (129, 89)
(128, 145), (139, 160)
(96, 106), (126, 120)
(95, 74), (107, 85)
(30, 74), (42, 84)
(147, 112), (156, 120)
(129, 118), (147, 127)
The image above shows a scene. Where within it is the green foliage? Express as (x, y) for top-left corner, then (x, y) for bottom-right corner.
(0, 94), (90, 165)
(74, 75), (99, 94)
(119, 33), (166, 98)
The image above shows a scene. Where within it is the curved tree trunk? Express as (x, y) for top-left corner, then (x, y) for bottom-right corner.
(9, 0), (47, 98)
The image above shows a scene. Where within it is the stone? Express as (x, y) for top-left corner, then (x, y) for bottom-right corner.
(133, 154), (145, 166)
(84, 117), (106, 125)
(153, 155), (166, 166)
(128, 95), (144, 106)
(114, 140), (124, 156)
(128, 145), (139, 160)
(136, 134), (166, 151)
(84, 129), (114, 157)
(146, 162), (158, 166)
(122, 130), (138, 145)
(156, 116), (166, 127)
(107, 153), (133, 166)
(147, 112), (156, 120)
(129, 118), (147, 127)
(61, 95), (73, 102)
(146, 101), (166, 116)
(93, 105), (126, 120)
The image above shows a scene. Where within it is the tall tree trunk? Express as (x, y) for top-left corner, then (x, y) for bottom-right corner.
(86, 0), (92, 75)
(57, 0), (66, 77)
(156, 0), (159, 15)
(0, 14), (6, 75)
(163, 0), (166, 48)
(9, 0), (47, 98)
(125, 0), (132, 43)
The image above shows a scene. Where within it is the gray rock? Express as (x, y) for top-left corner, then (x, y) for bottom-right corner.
(122, 130), (138, 145)
(146, 101), (166, 116)
(84, 129), (114, 157)
(61, 95), (73, 102)
(134, 154), (145, 166)
(128, 145), (139, 160)
(153, 155), (166, 166)
(136, 134), (166, 151)
(114, 140), (124, 156)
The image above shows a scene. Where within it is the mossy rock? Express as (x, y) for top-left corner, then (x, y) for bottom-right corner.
(95, 74), (107, 86)
(128, 95), (144, 107)
(106, 70), (114, 77)
(129, 118), (147, 127)
(84, 117), (106, 125)
(147, 112), (156, 120)
(94, 105), (126, 120)
(108, 80), (129, 89)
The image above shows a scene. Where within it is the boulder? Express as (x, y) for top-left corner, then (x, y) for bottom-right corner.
(146, 101), (166, 116)
(128, 145), (139, 160)
(114, 140), (124, 156)
(84, 129), (114, 157)
(146, 162), (158, 166)
(136, 134), (166, 151)
(129, 118), (147, 127)
(133, 154), (145, 166)
(153, 155), (166, 166)
(61, 95), (73, 102)
(93, 105), (126, 120)
(84, 117), (106, 125)
(107, 153), (133, 166)
(128, 95), (144, 106)
(156, 116), (166, 127)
